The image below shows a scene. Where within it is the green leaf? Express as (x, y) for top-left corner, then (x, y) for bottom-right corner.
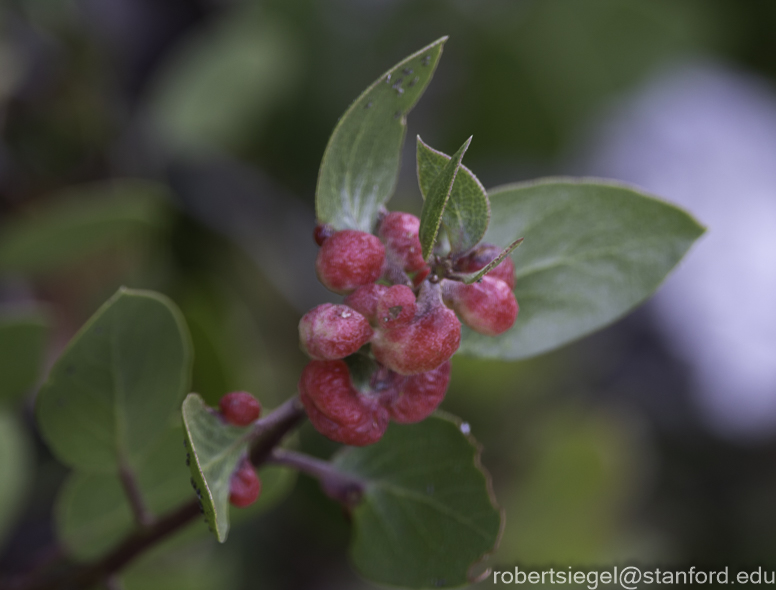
(146, 10), (301, 153)
(36, 288), (192, 471)
(459, 238), (523, 284)
(0, 179), (169, 275)
(316, 37), (447, 232)
(55, 426), (192, 560)
(418, 137), (472, 260)
(416, 137), (490, 255)
(458, 178), (705, 360)
(0, 411), (33, 547)
(333, 414), (502, 588)
(182, 393), (251, 543)
(0, 311), (49, 406)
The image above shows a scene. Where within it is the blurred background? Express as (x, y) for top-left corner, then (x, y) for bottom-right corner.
(2, 0), (776, 587)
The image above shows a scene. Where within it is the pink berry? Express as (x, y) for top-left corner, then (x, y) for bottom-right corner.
(444, 276), (518, 336)
(371, 284), (461, 375)
(299, 303), (373, 360)
(229, 459), (261, 508)
(376, 285), (416, 330)
(315, 230), (385, 294)
(299, 360), (389, 446)
(313, 223), (335, 246)
(378, 212), (426, 273)
(219, 392), (262, 426)
(343, 284), (388, 323)
(455, 243), (515, 289)
(387, 361), (451, 423)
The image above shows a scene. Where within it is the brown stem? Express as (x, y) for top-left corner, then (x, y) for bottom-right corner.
(268, 448), (365, 507)
(118, 461), (154, 528)
(5, 396), (308, 590)
(249, 396), (306, 466)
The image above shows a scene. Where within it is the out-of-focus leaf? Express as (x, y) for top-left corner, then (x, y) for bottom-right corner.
(416, 137), (490, 255)
(0, 411), (33, 547)
(316, 37), (447, 232)
(55, 426), (191, 560)
(0, 180), (169, 275)
(0, 310), (48, 405)
(146, 12), (301, 153)
(182, 393), (251, 543)
(333, 413), (502, 588)
(458, 179), (705, 360)
(418, 137), (471, 260)
(36, 288), (192, 471)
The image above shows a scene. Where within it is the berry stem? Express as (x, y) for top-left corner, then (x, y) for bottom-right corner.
(249, 396), (307, 466)
(268, 448), (365, 507)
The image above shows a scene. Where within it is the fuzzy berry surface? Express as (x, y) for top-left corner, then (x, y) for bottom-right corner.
(219, 392), (262, 426)
(387, 361), (451, 424)
(343, 284), (388, 324)
(456, 243), (516, 289)
(299, 360), (389, 446)
(444, 276), (518, 336)
(372, 304), (461, 375)
(375, 285), (417, 330)
(229, 459), (262, 508)
(315, 230), (385, 294)
(299, 303), (373, 360)
(378, 212), (426, 273)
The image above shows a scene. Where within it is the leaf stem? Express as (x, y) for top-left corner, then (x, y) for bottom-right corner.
(268, 448), (365, 507)
(118, 460), (154, 528)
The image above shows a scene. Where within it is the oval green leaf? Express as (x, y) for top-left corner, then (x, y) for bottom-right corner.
(458, 178), (705, 360)
(416, 137), (490, 255)
(418, 137), (471, 260)
(0, 311), (49, 406)
(0, 179), (170, 275)
(316, 37), (447, 232)
(182, 393), (251, 543)
(333, 414), (502, 588)
(0, 411), (33, 548)
(36, 288), (192, 471)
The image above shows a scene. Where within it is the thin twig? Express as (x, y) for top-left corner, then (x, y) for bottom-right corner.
(117, 461), (154, 528)
(249, 396), (306, 466)
(268, 448), (365, 507)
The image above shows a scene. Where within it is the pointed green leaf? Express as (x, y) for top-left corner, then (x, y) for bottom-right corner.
(417, 138), (490, 255)
(0, 311), (49, 406)
(316, 37), (447, 232)
(458, 178), (705, 360)
(418, 137), (472, 260)
(0, 180), (170, 275)
(182, 393), (251, 543)
(0, 411), (33, 547)
(333, 414), (502, 588)
(458, 238), (524, 284)
(36, 288), (192, 471)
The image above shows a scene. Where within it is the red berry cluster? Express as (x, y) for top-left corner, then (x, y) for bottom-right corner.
(299, 211), (518, 446)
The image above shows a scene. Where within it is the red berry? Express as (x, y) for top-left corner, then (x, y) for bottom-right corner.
(229, 459), (261, 508)
(387, 361), (451, 423)
(378, 212), (426, 273)
(219, 391), (262, 426)
(313, 223), (335, 246)
(315, 230), (385, 294)
(343, 284), (388, 323)
(299, 303), (373, 360)
(299, 360), (389, 446)
(412, 266), (431, 287)
(455, 243), (515, 289)
(444, 276), (518, 336)
(376, 285), (416, 330)
(371, 284), (461, 375)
